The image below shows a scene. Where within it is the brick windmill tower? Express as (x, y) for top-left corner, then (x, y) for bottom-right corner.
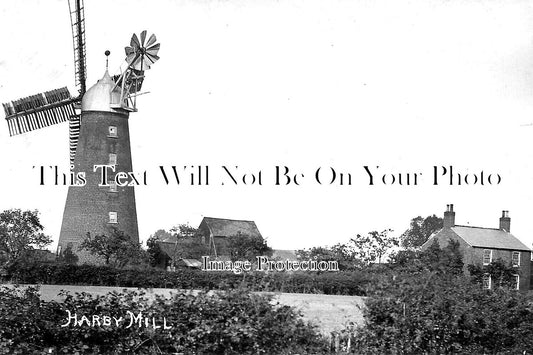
(2, 1), (160, 262)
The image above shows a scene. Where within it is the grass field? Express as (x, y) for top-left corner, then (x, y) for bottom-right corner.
(8, 284), (366, 334)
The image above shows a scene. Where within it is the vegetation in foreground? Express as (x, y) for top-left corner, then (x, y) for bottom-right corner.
(343, 240), (533, 354)
(350, 273), (533, 354)
(0, 285), (327, 354)
(3, 209), (533, 353)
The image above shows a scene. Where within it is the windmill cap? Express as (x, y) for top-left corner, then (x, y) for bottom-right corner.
(81, 70), (123, 113)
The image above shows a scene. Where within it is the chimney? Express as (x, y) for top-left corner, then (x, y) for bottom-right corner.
(499, 210), (510, 232)
(443, 204), (455, 228)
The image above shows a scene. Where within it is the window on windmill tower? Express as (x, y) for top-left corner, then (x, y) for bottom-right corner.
(511, 251), (520, 267)
(109, 181), (118, 193)
(109, 212), (118, 224)
(108, 126), (118, 138)
(109, 153), (117, 166)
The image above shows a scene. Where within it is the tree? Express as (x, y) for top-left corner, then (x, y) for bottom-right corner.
(296, 246), (337, 261)
(400, 215), (443, 248)
(80, 228), (147, 268)
(468, 259), (518, 289)
(389, 238), (464, 275)
(350, 229), (398, 264)
(0, 209), (52, 266)
(354, 271), (533, 354)
(297, 230), (398, 268)
(174, 236), (207, 260)
(151, 229), (173, 240)
(171, 224), (207, 260)
(170, 223), (197, 238)
(420, 239), (464, 275)
(147, 225), (206, 267)
(146, 232), (171, 267)
(57, 243), (79, 264)
(355, 242), (533, 354)
(296, 243), (363, 270)
(227, 232), (273, 261)
(146, 228), (176, 267)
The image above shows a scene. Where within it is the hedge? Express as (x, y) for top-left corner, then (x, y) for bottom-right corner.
(5, 262), (370, 296)
(0, 285), (327, 354)
(350, 272), (533, 354)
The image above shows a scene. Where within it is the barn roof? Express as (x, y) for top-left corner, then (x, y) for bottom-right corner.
(451, 225), (530, 251)
(200, 217), (262, 238)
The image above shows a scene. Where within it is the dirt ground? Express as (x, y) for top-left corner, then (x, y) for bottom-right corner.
(8, 284), (366, 334)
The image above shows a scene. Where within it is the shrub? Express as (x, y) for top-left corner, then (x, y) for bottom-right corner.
(468, 259), (520, 289)
(350, 271), (533, 354)
(6, 261), (370, 296)
(0, 285), (327, 354)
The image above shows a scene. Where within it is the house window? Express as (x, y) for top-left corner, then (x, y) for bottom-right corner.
(511, 275), (519, 290)
(482, 274), (491, 290)
(109, 153), (117, 166)
(109, 212), (118, 224)
(108, 126), (118, 138)
(482, 249), (492, 265)
(511, 251), (520, 267)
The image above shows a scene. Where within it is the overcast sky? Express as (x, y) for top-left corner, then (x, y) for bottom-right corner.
(0, 0), (532, 251)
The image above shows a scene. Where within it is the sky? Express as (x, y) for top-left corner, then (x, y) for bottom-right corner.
(0, 0), (532, 251)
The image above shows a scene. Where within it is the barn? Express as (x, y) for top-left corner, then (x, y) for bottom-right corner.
(196, 217), (263, 258)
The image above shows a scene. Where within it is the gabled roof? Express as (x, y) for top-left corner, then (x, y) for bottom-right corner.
(200, 217), (262, 238)
(178, 258), (202, 268)
(156, 240), (176, 259)
(451, 225), (530, 251)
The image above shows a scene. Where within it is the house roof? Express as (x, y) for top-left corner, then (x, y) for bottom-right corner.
(200, 217), (262, 238)
(179, 258), (202, 268)
(451, 225), (530, 251)
(156, 240), (176, 259)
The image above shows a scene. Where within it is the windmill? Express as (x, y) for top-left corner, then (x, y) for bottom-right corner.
(2, 0), (160, 262)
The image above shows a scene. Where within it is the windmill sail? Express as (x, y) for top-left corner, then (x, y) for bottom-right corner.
(2, 1), (86, 164)
(3, 87), (77, 137)
(68, 0), (87, 96)
(69, 115), (81, 165)
(67, 0), (87, 164)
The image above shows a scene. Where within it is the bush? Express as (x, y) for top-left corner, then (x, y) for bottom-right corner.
(6, 261), (371, 296)
(0, 285), (327, 354)
(350, 271), (533, 354)
(342, 242), (533, 354)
